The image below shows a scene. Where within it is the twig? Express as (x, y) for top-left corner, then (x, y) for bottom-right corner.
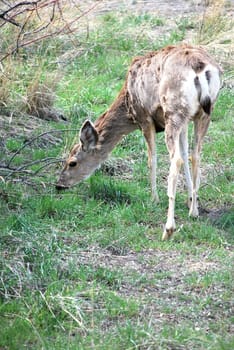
(6, 128), (79, 167)
(16, 9), (33, 52)
(22, 1), (56, 37)
(12, 157), (62, 172)
(32, 159), (63, 175)
(0, 1), (40, 26)
(3, 158), (63, 180)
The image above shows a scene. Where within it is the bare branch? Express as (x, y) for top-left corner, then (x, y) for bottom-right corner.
(6, 128), (79, 167)
(0, 0), (99, 62)
(0, 1), (38, 17)
(4, 157), (63, 179)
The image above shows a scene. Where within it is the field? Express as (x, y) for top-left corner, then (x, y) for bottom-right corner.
(0, 1), (233, 349)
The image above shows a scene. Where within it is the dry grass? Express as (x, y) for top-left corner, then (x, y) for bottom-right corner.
(25, 80), (55, 115)
(23, 72), (65, 121)
(197, 0), (232, 44)
(0, 59), (14, 108)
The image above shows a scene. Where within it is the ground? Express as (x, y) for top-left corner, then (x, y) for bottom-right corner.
(0, 1), (233, 349)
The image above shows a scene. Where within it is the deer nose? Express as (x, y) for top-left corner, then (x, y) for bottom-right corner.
(56, 184), (69, 191)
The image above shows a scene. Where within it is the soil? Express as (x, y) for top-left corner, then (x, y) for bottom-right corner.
(68, 244), (234, 334)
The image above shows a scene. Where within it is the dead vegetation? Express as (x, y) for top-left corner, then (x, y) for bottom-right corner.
(197, 0), (232, 44)
(23, 76), (66, 121)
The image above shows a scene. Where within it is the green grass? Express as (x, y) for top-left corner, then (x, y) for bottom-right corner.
(0, 10), (234, 350)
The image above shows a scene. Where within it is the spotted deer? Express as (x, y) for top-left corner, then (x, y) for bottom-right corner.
(56, 44), (222, 240)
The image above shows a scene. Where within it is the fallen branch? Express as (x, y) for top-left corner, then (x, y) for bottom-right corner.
(1, 157), (63, 182)
(6, 128), (79, 167)
(0, 127), (84, 185)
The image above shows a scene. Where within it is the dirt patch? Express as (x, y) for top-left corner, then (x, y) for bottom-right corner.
(86, 0), (207, 17)
(69, 246), (233, 333)
(100, 157), (134, 179)
(201, 206), (234, 233)
(76, 246), (224, 280)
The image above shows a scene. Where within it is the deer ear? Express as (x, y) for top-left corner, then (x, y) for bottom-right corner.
(80, 120), (98, 151)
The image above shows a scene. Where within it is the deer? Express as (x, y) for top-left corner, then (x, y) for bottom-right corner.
(56, 44), (222, 240)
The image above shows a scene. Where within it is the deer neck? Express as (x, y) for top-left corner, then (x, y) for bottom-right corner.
(94, 87), (137, 159)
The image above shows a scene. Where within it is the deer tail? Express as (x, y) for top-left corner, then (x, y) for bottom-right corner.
(194, 70), (212, 115)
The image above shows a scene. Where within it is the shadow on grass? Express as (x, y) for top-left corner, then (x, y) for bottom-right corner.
(200, 206), (234, 234)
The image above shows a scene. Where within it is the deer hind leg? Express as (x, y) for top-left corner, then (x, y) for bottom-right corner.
(179, 125), (193, 207)
(142, 119), (158, 202)
(190, 113), (210, 217)
(162, 122), (183, 240)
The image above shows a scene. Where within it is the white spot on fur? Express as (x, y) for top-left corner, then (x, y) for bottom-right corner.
(181, 69), (200, 116)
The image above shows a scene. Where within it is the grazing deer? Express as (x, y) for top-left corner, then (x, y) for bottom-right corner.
(56, 44), (222, 240)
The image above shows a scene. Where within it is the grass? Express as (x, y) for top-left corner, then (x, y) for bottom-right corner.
(0, 7), (234, 350)
(197, 0), (232, 44)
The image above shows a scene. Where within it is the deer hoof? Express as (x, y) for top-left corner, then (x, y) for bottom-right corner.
(189, 208), (199, 218)
(162, 227), (175, 241)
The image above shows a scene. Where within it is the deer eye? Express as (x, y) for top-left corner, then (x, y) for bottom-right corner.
(69, 161), (77, 167)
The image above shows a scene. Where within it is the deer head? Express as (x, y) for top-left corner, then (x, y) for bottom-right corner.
(56, 120), (102, 190)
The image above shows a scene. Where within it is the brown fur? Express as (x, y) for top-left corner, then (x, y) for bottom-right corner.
(56, 44), (222, 240)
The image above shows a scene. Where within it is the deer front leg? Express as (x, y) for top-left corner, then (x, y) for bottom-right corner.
(142, 119), (159, 202)
(190, 114), (210, 217)
(162, 124), (182, 240)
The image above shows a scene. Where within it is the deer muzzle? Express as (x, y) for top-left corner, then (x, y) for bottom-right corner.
(55, 183), (70, 191)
